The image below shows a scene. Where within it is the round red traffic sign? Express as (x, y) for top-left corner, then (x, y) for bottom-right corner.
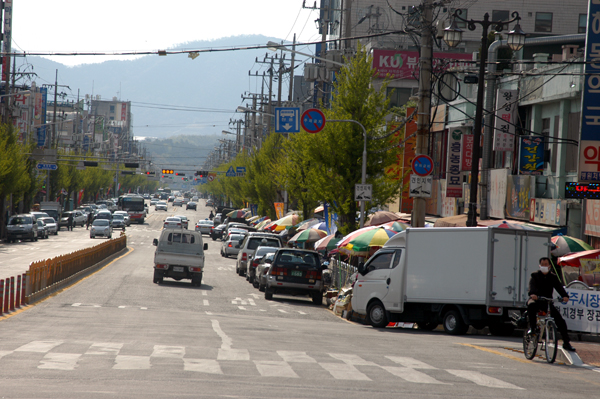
(301, 108), (326, 133)
(411, 154), (434, 177)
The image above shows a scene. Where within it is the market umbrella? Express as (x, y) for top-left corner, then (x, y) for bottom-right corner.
(490, 221), (536, 230)
(364, 211), (402, 226)
(261, 220), (278, 231)
(272, 214), (300, 232)
(342, 227), (397, 255)
(227, 209), (247, 218)
(551, 235), (593, 256)
(558, 249), (600, 268)
(381, 221), (410, 232)
(247, 215), (261, 223)
(252, 216), (268, 226)
(314, 234), (341, 251)
(255, 219), (271, 229)
(296, 218), (322, 231)
(336, 225), (380, 249)
(289, 228), (328, 243)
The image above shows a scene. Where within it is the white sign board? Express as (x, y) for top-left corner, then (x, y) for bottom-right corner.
(493, 89), (517, 151)
(409, 175), (432, 198)
(555, 288), (600, 334)
(355, 184), (372, 201)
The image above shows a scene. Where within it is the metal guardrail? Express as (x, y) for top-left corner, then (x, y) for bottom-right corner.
(330, 259), (357, 290)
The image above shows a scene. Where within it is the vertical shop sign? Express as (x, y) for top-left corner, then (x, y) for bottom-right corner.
(446, 128), (463, 197)
(493, 89), (517, 151)
(519, 136), (545, 175)
(461, 134), (473, 171)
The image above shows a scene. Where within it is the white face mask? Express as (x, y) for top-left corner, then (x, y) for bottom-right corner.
(539, 265), (550, 274)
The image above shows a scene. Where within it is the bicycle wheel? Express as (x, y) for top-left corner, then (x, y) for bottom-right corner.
(523, 329), (538, 360)
(545, 321), (558, 363)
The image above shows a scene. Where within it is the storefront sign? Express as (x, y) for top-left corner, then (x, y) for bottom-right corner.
(372, 50), (472, 79)
(493, 89), (517, 151)
(578, 0), (600, 183)
(518, 136), (545, 175)
(488, 169), (508, 219)
(566, 182), (600, 199)
(274, 202), (284, 219)
(528, 198), (566, 226)
(506, 175), (533, 220)
(446, 128), (463, 198)
(461, 134), (473, 171)
(585, 199), (600, 237)
(556, 289), (600, 334)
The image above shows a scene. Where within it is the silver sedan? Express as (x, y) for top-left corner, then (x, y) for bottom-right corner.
(221, 233), (245, 258)
(41, 217), (58, 235)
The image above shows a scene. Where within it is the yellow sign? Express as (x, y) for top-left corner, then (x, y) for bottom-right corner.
(274, 202), (284, 219)
(581, 258), (600, 274)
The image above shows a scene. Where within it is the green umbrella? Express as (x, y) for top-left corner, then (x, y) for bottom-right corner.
(289, 228), (328, 243)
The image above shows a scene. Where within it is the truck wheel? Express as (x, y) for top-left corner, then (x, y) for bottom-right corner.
(264, 287), (273, 300)
(191, 273), (202, 287)
(443, 310), (468, 335)
(367, 300), (388, 328)
(238, 268), (245, 277)
(153, 270), (163, 284)
(488, 323), (515, 337)
(311, 292), (323, 305)
(416, 322), (438, 331)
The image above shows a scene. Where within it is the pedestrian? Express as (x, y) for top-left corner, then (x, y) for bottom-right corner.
(209, 210), (214, 220)
(86, 212), (93, 230)
(527, 257), (576, 352)
(67, 213), (74, 231)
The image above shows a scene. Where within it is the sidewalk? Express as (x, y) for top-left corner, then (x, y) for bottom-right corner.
(572, 339), (600, 367)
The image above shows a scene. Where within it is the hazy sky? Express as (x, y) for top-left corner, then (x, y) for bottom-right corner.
(12, 1), (321, 66)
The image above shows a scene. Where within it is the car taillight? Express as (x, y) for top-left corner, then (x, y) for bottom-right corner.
(252, 260), (259, 268)
(270, 267), (287, 276)
(177, 223), (181, 226)
(242, 253), (247, 261)
(228, 243), (232, 247)
(156, 264), (168, 269)
(189, 267), (202, 272)
(305, 270), (322, 280)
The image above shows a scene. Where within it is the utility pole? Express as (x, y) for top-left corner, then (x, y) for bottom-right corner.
(412, 0), (433, 228)
(288, 34), (296, 102)
(52, 69), (58, 148)
(277, 54), (284, 106)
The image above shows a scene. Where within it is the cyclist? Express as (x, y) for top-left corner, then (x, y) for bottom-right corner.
(209, 211), (214, 221)
(527, 257), (575, 352)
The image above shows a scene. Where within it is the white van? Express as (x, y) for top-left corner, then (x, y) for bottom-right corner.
(152, 229), (208, 286)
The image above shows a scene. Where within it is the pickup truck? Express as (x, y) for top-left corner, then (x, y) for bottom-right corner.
(152, 229), (208, 287)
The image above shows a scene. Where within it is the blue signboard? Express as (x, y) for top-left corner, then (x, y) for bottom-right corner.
(226, 166), (236, 177)
(518, 136), (545, 175)
(578, 1), (600, 182)
(83, 136), (90, 152)
(275, 107), (300, 133)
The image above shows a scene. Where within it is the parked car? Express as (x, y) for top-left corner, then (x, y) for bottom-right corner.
(247, 246), (280, 286)
(36, 219), (49, 239)
(213, 213), (223, 225)
(112, 214), (126, 229)
(195, 219), (214, 235)
(30, 211), (50, 221)
(256, 252), (275, 291)
(221, 233), (246, 258)
(175, 215), (189, 229)
(90, 219), (113, 239)
(173, 198), (183, 207)
(235, 233), (282, 276)
(211, 223), (227, 241)
(41, 217), (58, 235)
(152, 229), (208, 286)
(186, 201), (197, 210)
(155, 201), (168, 211)
(164, 216), (183, 229)
(6, 214), (38, 242)
(264, 249), (325, 305)
(113, 211), (131, 226)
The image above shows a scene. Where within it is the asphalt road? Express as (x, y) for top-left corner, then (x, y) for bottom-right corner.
(1, 199), (599, 398)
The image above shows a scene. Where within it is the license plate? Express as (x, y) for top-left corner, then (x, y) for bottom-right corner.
(291, 270), (303, 277)
(173, 266), (184, 272)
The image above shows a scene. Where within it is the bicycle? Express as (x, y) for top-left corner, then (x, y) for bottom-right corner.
(522, 296), (562, 363)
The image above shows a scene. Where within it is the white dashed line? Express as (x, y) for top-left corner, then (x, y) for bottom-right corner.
(203, 300), (209, 306)
(202, 291), (207, 296)
(278, 309), (288, 314)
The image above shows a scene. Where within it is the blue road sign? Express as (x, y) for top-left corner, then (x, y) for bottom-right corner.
(275, 107), (300, 133)
(236, 167), (246, 173)
(301, 108), (326, 133)
(226, 166), (236, 177)
(411, 155), (434, 177)
(36, 163), (58, 171)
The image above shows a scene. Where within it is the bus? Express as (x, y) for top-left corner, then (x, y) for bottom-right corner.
(118, 195), (145, 224)
(156, 188), (172, 200)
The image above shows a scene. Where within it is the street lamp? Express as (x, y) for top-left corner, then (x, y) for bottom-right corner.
(444, 11), (525, 227)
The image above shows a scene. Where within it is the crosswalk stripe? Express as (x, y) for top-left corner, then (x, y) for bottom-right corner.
(381, 366), (448, 384)
(184, 359), (223, 374)
(255, 361), (299, 378)
(386, 356), (437, 369)
(320, 362), (371, 381)
(277, 351), (317, 363)
(203, 300), (209, 306)
(39, 353), (81, 370)
(152, 345), (185, 358)
(218, 348), (250, 361)
(85, 343), (123, 355)
(330, 353), (377, 366)
(14, 340), (63, 353)
(113, 355), (151, 370)
(0, 351), (12, 359)
(446, 370), (523, 390)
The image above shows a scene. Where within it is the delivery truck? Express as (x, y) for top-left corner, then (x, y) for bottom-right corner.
(351, 227), (552, 336)
(39, 202), (62, 221)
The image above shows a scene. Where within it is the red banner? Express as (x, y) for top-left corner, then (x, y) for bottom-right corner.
(372, 50), (472, 79)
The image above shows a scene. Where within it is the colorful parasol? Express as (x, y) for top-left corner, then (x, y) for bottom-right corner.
(339, 227), (397, 255)
(551, 235), (593, 257)
(314, 234), (341, 251)
(288, 228), (328, 243)
(381, 221), (410, 232)
(271, 214), (300, 232)
(490, 221), (536, 230)
(364, 211), (402, 226)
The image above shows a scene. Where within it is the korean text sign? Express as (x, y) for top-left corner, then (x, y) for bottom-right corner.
(446, 128), (463, 197)
(518, 136), (544, 175)
(493, 89), (517, 151)
(578, 0), (600, 182)
(555, 289), (600, 334)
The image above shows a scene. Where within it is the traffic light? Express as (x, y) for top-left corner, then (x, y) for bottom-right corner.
(124, 162), (139, 168)
(145, 171), (156, 176)
(196, 170), (208, 177)
(121, 171), (134, 175)
(83, 161), (98, 167)
(175, 172), (185, 176)
(162, 169), (174, 174)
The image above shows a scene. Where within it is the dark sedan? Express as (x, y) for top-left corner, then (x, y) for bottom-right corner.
(186, 201), (197, 210)
(211, 223), (227, 241)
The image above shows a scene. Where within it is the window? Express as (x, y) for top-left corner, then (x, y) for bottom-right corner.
(109, 105), (115, 113)
(391, 250), (403, 268)
(386, 87), (414, 108)
(579, 14), (587, 34)
(365, 252), (394, 273)
(535, 12), (553, 33)
(492, 10), (509, 22)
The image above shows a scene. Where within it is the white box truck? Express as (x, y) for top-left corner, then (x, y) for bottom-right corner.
(39, 202), (62, 221)
(351, 227), (552, 335)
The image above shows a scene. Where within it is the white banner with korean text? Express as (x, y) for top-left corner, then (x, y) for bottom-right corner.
(555, 288), (600, 334)
(493, 89), (517, 152)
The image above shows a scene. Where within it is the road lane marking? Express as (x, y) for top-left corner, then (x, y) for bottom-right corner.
(202, 291), (207, 296)
(184, 359), (223, 374)
(386, 356), (437, 369)
(238, 306), (247, 310)
(118, 306), (126, 309)
(329, 353), (377, 366)
(85, 343), (123, 355)
(297, 311), (307, 315)
(446, 369), (523, 389)
(458, 343), (531, 365)
(205, 311), (212, 315)
(218, 348), (250, 361)
(152, 345), (185, 358)
(255, 361), (299, 378)
(382, 366), (449, 384)
(203, 300), (209, 306)
(320, 363), (371, 381)
(248, 298), (256, 306)
(278, 309), (288, 313)
(113, 355), (151, 370)
(277, 351), (317, 363)
(15, 340), (63, 353)
(211, 319), (232, 350)
(39, 353), (81, 370)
